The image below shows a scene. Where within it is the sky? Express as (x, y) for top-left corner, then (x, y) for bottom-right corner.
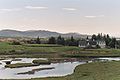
(0, 0), (120, 37)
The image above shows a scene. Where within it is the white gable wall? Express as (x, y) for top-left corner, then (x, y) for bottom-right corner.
(97, 41), (106, 48)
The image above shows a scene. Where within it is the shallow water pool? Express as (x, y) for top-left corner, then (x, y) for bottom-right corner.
(0, 58), (85, 79)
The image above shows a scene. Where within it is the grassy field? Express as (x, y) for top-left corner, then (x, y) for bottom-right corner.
(4, 61), (120, 80)
(62, 49), (120, 58)
(1, 42), (120, 80)
(0, 42), (79, 54)
(0, 42), (120, 58)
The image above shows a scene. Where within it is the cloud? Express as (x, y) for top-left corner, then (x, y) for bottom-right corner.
(25, 6), (48, 10)
(62, 8), (77, 11)
(84, 16), (97, 18)
(0, 8), (21, 12)
(85, 15), (105, 18)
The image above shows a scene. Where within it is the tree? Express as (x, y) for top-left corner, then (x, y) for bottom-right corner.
(61, 38), (65, 45)
(107, 34), (110, 39)
(116, 40), (120, 49)
(57, 35), (62, 44)
(36, 36), (41, 44)
(12, 41), (21, 45)
(103, 34), (107, 40)
(92, 34), (97, 40)
(48, 37), (56, 44)
(104, 34), (111, 47)
(57, 35), (65, 45)
(71, 36), (74, 42)
(86, 36), (89, 40)
(69, 36), (75, 46)
(97, 33), (102, 40)
(65, 36), (78, 46)
(109, 38), (116, 48)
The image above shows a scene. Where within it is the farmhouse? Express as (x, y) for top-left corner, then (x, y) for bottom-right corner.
(79, 39), (106, 48)
(96, 40), (106, 48)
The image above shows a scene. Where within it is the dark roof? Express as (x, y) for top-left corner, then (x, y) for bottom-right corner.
(89, 40), (97, 45)
(96, 40), (105, 42)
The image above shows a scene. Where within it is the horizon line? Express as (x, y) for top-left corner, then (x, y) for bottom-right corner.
(0, 28), (118, 38)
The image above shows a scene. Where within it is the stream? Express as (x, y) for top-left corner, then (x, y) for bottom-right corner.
(0, 57), (119, 79)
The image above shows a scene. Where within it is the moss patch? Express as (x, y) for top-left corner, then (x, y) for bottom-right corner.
(5, 63), (38, 68)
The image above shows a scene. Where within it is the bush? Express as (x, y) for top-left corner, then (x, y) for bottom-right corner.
(12, 41), (21, 45)
(96, 45), (101, 49)
(32, 60), (51, 65)
(9, 50), (16, 53)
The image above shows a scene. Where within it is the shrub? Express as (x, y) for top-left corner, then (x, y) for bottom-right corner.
(12, 41), (21, 45)
(32, 60), (51, 65)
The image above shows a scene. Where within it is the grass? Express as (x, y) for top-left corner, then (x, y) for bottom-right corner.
(23, 44), (63, 47)
(48, 58), (82, 63)
(0, 42), (79, 55)
(0, 58), (5, 60)
(61, 48), (120, 58)
(1, 42), (120, 58)
(32, 59), (51, 65)
(5, 63), (38, 68)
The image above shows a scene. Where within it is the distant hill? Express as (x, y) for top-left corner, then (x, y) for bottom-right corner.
(0, 29), (90, 38)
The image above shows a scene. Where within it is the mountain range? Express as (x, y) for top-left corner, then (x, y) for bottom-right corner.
(0, 29), (90, 38)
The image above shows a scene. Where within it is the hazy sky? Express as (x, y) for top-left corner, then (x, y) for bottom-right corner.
(0, 0), (120, 36)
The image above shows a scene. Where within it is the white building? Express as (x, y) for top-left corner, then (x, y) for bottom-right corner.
(96, 40), (106, 48)
(79, 39), (106, 48)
